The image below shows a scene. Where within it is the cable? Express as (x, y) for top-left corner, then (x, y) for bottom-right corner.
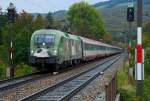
(23, 0), (48, 12)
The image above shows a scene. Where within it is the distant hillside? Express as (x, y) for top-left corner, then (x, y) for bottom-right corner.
(98, 0), (150, 41)
(94, 0), (150, 9)
(31, 0), (150, 41)
(53, 10), (66, 19)
(94, 0), (129, 9)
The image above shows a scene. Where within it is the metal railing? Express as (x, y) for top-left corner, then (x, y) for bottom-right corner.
(105, 72), (118, 101)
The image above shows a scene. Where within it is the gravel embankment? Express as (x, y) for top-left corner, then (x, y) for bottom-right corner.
(70, 53), (126, 101)
(0, 58), (110, 101)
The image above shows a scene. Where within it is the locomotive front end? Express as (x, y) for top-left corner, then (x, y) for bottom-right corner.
(29, 30), (58, 65)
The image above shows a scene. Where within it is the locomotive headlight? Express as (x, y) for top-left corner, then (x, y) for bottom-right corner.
(31, 50), (34, 54)
(43, 42), (45, 46)
(53, 50), (57, 55)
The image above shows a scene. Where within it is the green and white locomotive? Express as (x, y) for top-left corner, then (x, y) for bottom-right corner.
(29, 29), (122, 71)
(29, 29), (83, 71)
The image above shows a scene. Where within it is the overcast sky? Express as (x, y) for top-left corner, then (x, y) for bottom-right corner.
(0, 0), (108, 13)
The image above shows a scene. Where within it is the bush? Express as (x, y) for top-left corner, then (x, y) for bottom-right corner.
(0, 63), (6, 80)
(145, 48), (150, 75)
(119, 88), (141, 101)
(144, 76), (150, 101)
(0, 45), (8, 64)
(117, 61), (140, 101)
(119, 89), (131, 101)
(15, 63), (33, 77)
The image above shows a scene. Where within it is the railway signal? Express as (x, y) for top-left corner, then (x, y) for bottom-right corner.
(127, 1), (134, 80)
(7, 3), (15, 23)
(7, 3), (15, 79)
(127, 7), (134, 22)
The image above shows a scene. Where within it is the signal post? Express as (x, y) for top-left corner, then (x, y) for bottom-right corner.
(127, 0), (144, 98)
(6, 3), (15, 79)
(127, 1), (134, 70)
(135, 0), (144, 97)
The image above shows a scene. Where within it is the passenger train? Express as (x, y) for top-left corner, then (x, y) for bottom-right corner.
(29, 29), (122, 71)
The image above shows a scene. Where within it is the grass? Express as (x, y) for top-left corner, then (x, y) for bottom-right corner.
(143, 48), (150, 100)
(0, 45), (33, 79)
(15, 63), (33, 77)
(143, 57), (150, 100)
(0, 45), (7, 80)
(117, 60), (140, 101)
(0, 63), (6, 80)
(0, 62), (33, 79)
(118, 54), (150, 101)
(144, 76), (150, 100)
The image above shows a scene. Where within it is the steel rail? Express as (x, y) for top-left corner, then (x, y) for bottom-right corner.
(0, 72), (40, 84)
(0, 54), (119, 93)
(20, 54), (122, 101)
(0, 72), (51, 92)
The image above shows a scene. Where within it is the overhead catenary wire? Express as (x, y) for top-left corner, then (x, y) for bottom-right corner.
(23, 0), (48, 12)
(22, 0), (57, 13)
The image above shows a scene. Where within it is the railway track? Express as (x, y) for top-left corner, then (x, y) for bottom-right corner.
(20, 54), (121, 101)
(0, 58), (105, 92)
(0, 72), (52, 92)
(0, 55), (115, 93)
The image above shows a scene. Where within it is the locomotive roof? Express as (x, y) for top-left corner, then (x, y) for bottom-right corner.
(32, 29), (81, 41)
(33, 29), (62, 35)
(32, 29), (121, 49)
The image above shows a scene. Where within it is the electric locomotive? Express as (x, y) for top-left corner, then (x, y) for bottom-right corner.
(29, 29), (82, 71)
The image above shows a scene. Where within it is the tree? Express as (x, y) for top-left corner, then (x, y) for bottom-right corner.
(143, 21), (150, 48)
(144, 21), (150, 33)
(142, 20), (150, 75)
(103, 33), (113, 43)
(1, 12), (47, 64)
(67, 1), (105, 40)
(46, 12), (54, 28)
(32, 14), (46, 30)
(0, 12), (7, 45)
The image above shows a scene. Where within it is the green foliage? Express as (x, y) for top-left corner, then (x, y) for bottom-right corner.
(143, 22), (150, 100)
(67, 1), (105, 40)
(144, 21), (150, 33)
(143, 21), (150, 75)
(144, 76), (150, 101)
(0, 45), (8, 63)
(46, 12), (63, 30)
(46, 12), (54, 28)
(119, 89), (140, 101)
(145, 50), (150, 75)
(117, 61), (140, 101)
(0, 12), (48, 79)
(15, 63), (32, 77)
(1, 13), (47, 64)
(143, 21), (150, 48)
(0, 13), (7, 45)
(32, 14), (46, 30)
(0, 63), (6, 80)
(117, 65), (129, 87)
(0, 45), (7, 80)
